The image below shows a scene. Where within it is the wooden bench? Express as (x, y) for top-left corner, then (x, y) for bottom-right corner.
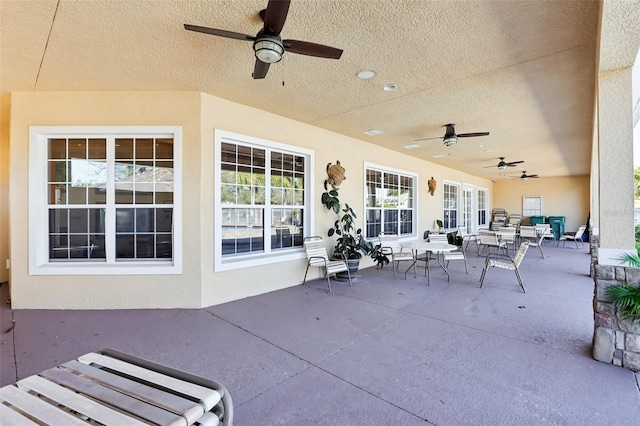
(0, 349), (233, 425)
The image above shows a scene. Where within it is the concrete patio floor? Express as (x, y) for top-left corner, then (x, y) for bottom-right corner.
(2, 242), (640, 425)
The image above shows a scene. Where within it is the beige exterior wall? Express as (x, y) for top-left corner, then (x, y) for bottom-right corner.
(9, 91), (204, 309)
(1, 94), (10, 285)
(493, 175), (590, 231)
(7, 90), (493, 309)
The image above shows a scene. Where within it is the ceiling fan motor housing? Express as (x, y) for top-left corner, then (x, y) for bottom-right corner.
(253, 33), (284, 63)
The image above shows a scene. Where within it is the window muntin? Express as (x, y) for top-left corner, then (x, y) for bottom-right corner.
(478, 188), (489, 227)
(31, 126), (182, 275)
(216, 131), (310, 270)
(443, 182), (460, 230)
(365, 165), (416, 238)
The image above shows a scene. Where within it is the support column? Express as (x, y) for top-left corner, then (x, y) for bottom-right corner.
(597, 67), (635, 251)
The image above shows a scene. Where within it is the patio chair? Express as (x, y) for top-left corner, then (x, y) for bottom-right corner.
(379, 233), (415, 277)
(557, 225), (587, 249)
(498, 226), (517, 252)
(480, 241), (530, 293)
(458, 227), (478, 251)
(519, 225), (545, 258)
(535, 223), (555, 244)
(0, 348), (233, 425)
(444, 241), (468, 274)
(477, 230), (507, 256)
(303, 236), (351, 293)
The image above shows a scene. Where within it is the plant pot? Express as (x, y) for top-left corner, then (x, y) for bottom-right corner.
(333, 255), (361, 279)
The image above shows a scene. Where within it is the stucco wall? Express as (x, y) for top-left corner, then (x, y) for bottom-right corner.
(9, 91), (203, 309)
(492, 175), (590, 231)
(1, 94), (10, 285)
(197, 92), (493, 307)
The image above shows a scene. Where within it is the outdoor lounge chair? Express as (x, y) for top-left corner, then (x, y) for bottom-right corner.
(0, 348), (233, 425)
(480, 241), (530, 293)
(303, 236), (351, 292)
(557, 225), (587, 249)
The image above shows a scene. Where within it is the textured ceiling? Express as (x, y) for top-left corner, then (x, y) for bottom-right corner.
(0, 0), (619, 180)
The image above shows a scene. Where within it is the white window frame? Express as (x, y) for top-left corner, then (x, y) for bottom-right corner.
(214, 130), (313, 272)
(523, 195), (543, 217)
(29, 126), (182, 275)
(442, 180), (461, 232)
(478, 187), (489, 228)
(363, 163), (418, 239)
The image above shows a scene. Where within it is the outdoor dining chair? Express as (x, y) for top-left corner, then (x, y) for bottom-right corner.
(519, 225), (545, 258)
(443, 241), (468, 274)
(378, 233), (415, 277)
(480, 241), (530, 293)
(557, 225), (587, 249)
(302, 236), (351, 293)
(457, 227), (478, 251)
(477, 231), (507, 256)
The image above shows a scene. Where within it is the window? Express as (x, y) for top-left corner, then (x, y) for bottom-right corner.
(478, 188), (489, 227)
(523, 196), (542, 216)
(215, 130), (311, 271)
(443, 181), (460, 230)
(29, 126), (181, 275)
(364, 164), (416, 238)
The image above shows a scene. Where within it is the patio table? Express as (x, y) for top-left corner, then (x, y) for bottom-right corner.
(401, 241), (457, 285)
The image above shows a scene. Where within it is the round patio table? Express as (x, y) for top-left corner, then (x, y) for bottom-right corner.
(400, 241), (457, 285)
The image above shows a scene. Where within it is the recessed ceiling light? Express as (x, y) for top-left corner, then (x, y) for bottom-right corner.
(432, 154), (446, 158)
(403, 144), (421, 149)
(383, 83), (397, 91)
(356, 70), (376, 79)
(362, 129), (384, 136)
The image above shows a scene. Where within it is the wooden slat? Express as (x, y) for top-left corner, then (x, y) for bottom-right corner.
(0, 384), (87, 425)
(0, 402), (40, 426)
(79, 352), (221, 411)
(18, 375), (148, 426)
(61, 359), (204, 424)
(39, 367), (187, 426)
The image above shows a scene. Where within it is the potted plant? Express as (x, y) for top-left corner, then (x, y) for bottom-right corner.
(322, 190), (388, 273)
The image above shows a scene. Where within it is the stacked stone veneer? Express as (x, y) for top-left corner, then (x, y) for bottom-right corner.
(593, 263), (640, 371)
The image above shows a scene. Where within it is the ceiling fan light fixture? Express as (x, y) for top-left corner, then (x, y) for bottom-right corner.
(443, 135), (458, 146)
(253, 36), (284, 63)
(497, 164), (507, 170)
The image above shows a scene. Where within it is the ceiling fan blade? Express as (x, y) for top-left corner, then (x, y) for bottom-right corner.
(183, 24), (255, 41)
(529, 175), (539, 178)
(505, 160), (524, 166)
(414, 136), (444, 142)
(457, 132), (490, 138)
(483, 164), (499, 168)
(263, 0), (291, 35)
(252, 59), (270, 79)
(284, 40), (343, 59)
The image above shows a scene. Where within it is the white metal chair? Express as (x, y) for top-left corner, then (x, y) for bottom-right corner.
(477, 231), (507, 256)
(302, 236), (351, 293)
(557, 225), (587, 249)
(378, 233), (415, 277)
(535, 223), (555, 244)
(519, 225), (545, 258)
(498, 226), (517, 252)
(443, 241), (468, 274)
(458, 227), (478, 251)
(480, 241), (530, 293)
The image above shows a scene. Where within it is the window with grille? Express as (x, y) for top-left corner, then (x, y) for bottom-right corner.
(478, 188), (489, 227)
(443, 181), (460, 230)
(30, 126), (181, 275)
(215, 130), (311, 271)
(364, 164), (416, 238)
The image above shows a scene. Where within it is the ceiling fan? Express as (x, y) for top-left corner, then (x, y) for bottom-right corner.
(483, 157), (524, 170)
(414, 123), (489, 147)
(184, 0), (343, 80)
(516, 171), (539, 180)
